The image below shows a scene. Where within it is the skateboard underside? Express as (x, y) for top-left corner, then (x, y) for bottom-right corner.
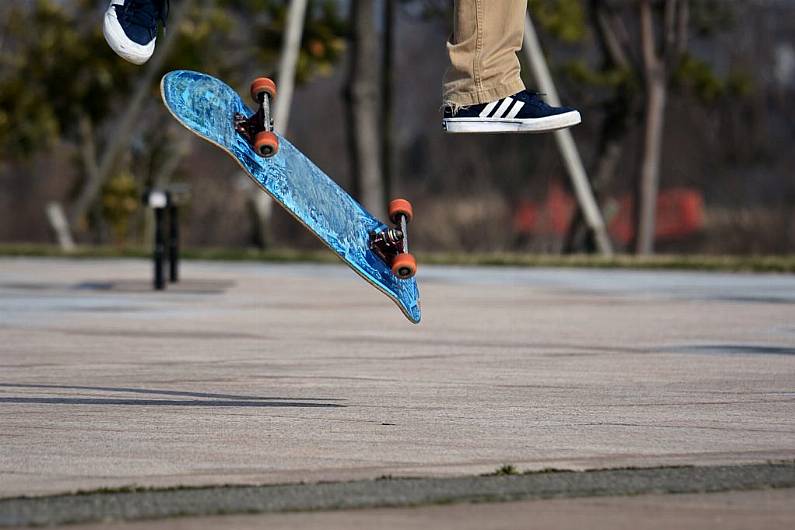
(160, 70), (420, 323)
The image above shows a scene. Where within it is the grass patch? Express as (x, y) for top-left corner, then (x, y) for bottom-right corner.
(0, 244), (336, 264)
(421, 252), (795, 273)
(484, 464), (521, 476)
(0, 244), (793, 273)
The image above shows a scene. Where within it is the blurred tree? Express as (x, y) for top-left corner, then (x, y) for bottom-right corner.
(344, 0), (386, 219)
(545, 0), (748, 254)
(530, 0), (587, 43)
(0, 0), (345, 245)
(0, 0), (136, 161)
(562, 0), (640, 253)
(381, 0), (396, 205)
(633, 0), (687, 254)
(101, 171), (139, 244)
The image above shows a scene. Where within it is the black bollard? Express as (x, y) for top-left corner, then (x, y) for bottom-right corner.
(144, 186), (188, 291)
(168, 198), (179, 283)
(153, 206), (166, 290)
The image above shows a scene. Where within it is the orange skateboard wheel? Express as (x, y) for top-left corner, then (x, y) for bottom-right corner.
(391, 253), (417, 279)
(254, 131), (279, 157)
(388, 198), (413, 224)
(250, 77), (277, 104)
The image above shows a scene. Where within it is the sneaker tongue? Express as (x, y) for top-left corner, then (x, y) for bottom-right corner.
(516, 90), (543, 101)
(516, 90), (551, 110)
(122, 0), (163, 30)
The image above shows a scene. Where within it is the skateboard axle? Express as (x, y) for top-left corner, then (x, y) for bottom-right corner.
(235, 81), (277, 157)
(371, 227), (404, 251)
(370, 211), (413, 278)
(234, 108), (271, 145)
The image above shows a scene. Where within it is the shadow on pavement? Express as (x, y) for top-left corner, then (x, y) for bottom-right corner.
(0, 383), (344, 408)
(74, 280), (236, 294)
(665, 344), (795, 356)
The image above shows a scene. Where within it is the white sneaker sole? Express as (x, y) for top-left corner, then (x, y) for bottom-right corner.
(443, 110), (581, 134)
(103, 2), (156, 66)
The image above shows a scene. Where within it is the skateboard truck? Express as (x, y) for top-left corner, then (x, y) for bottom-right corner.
(370, 199), (417, 279)
(234, 77), (279, 157)
(237, 76), (416, 279)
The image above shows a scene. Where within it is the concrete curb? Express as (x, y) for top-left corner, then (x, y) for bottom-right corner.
(2, 463), (794, 527)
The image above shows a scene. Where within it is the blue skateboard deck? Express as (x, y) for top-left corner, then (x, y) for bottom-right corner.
(161, 70), (420, 323)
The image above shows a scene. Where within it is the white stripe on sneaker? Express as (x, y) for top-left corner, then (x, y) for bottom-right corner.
(505, 100), (525, 119)
(492, 97), (514, 119)
(479, 100), (499, 118)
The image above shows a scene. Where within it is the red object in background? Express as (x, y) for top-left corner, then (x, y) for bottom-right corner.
(513, 201), (537, 234)
(655, 189), (704, 239)
(546, 182), (576, 235)
(608, 195), (635, 244)
(513, 181), (574, 236)
(609, 188), (704, 244)
(513, 182), (704, 244)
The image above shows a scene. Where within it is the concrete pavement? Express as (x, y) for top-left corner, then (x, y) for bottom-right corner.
(0, 258), (793, 502)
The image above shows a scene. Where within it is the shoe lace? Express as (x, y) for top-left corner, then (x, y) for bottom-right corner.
(517, 90), (551, 108)
(518, 90), (545, 99)
(120, 0), (170, 32)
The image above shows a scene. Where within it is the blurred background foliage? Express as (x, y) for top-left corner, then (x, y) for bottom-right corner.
(0, 0), (345, 160)
(0, 0), (792, 255)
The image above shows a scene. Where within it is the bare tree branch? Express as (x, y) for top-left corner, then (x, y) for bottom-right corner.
(604, 7), (639, 71)
(594, 1), (629, 69)
(639, 0), (659, 75)
(676, 0), (690, 57)
(664, 0), (678, 56)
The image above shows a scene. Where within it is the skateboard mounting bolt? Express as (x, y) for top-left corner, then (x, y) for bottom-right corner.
(370, 200), (415, 279)
(370, 228), (404, 253)
(235, 77), (278, 158)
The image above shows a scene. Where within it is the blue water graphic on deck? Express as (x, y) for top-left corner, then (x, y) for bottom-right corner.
(161, 70), (420, 323)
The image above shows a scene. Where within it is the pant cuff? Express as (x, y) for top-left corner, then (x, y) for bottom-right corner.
(443, 79), (526, 107)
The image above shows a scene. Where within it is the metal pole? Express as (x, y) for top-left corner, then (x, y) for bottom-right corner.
(522, 13), (613, 256)
(249, 0), (308, 249)
(153, 207), (165, 290)
(273, 0), (308, 134)
(45, 202), (76, 252)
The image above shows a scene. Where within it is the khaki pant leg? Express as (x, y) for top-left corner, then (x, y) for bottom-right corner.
(443, 0), (527, 107)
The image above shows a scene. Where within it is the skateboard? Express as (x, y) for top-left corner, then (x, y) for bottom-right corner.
(160, 71), (420, 323)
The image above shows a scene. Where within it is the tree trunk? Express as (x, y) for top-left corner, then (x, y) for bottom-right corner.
(563, 135), (625, 253)
(274, 0), (308, 134)
(344, 0), (385, 220)
(246, 0), (309, 250)
(564, 0), (637, 253)
(635, 77), (666, 254)
(247, 182), (272, 249)
(635, 0), (667, 255)
(380, 0), (395, 205)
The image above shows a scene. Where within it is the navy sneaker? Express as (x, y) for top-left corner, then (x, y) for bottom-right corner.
(443, 90), (581, 133)
(103, 0), (169, 65)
